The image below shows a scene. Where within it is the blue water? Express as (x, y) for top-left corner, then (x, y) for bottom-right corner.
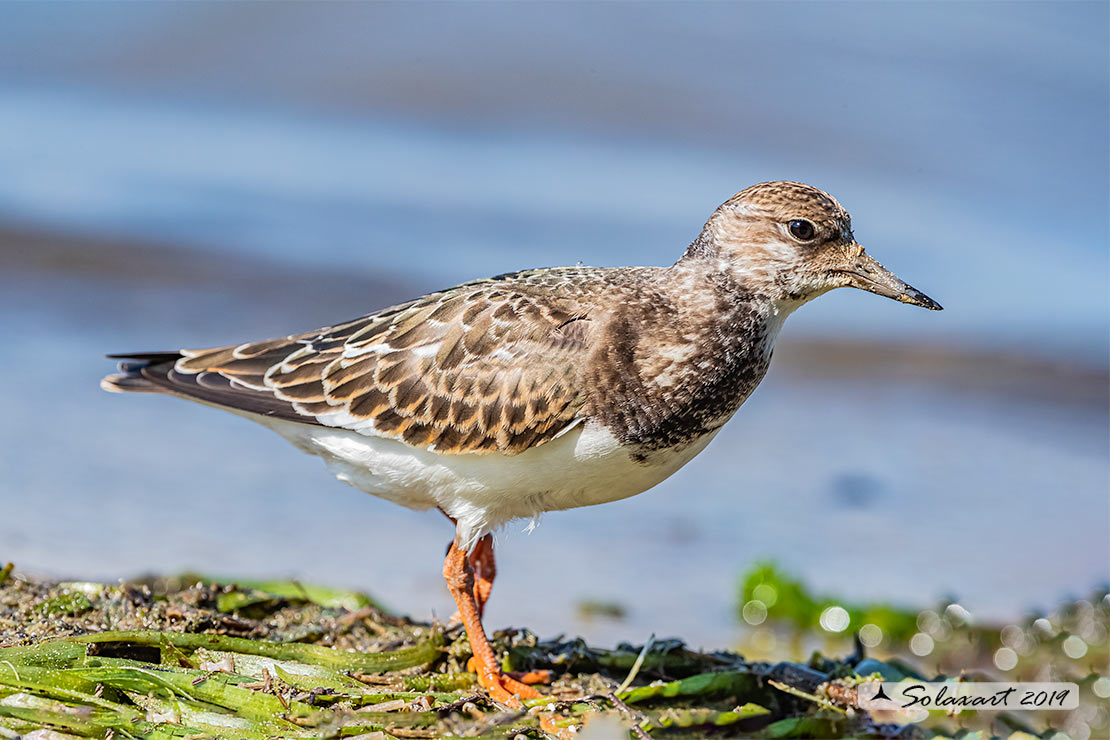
(0, 2), (1106, 358)
(0, 2), (1106, 647)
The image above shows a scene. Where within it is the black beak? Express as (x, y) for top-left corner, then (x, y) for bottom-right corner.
(838, 251), (942, 311)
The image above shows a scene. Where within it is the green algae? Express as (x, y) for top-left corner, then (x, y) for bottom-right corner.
(2, 569), (1103, 739)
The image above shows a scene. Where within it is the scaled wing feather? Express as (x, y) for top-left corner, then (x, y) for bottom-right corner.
(169, 278), (593, 455)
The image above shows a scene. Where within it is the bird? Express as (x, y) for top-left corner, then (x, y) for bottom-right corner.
(102, 181), (941, 704)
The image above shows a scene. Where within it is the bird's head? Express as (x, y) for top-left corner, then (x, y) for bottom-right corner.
(686, 181), (942, 311)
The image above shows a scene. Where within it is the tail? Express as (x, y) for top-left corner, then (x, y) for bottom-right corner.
(100, 352), (183, 393)
(100, 350), (312, 423)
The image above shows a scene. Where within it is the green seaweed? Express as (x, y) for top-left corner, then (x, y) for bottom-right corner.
(2, 570), (1104, 739)
(34, 592), (93, 618)
(739, 562), (918, 642)
(63, 628), (443, 673)
(199, 575), (382, 612)
(619, 671), (760, 704)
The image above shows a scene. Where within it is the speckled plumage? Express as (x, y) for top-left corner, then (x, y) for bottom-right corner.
(103, 181), (940, 544)
(101, 181), (944, 705)
(103, 263), (781, 456)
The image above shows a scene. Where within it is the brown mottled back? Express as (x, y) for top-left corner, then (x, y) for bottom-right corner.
(138, 268), (624, 455)
(103, 180), (939, 460)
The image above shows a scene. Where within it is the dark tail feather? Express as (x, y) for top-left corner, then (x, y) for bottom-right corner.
(100, 352), (182, 394)
(102, 350), (310, 422)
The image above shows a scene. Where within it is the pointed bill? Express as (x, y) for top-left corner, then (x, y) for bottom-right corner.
(840, 252), (942, 310)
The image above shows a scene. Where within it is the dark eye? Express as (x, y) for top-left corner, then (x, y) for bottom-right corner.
(788, 219), (816, 241)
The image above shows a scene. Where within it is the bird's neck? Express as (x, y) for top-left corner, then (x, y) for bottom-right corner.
(585, 261), (795, 452)
(664, 256), (805, 350)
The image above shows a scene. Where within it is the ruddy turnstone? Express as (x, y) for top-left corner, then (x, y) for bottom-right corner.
(102, 181), (940, 703)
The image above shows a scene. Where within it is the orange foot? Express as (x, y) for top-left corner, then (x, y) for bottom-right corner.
(444, 538), (545, 706)
(507, 668), (553, 685)
(468, 656), (541, 703)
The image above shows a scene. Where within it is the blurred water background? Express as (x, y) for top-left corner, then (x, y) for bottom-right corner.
(1, 2), (1106, 649)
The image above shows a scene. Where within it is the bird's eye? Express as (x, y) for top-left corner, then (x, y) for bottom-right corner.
(788, 219), (816, 241)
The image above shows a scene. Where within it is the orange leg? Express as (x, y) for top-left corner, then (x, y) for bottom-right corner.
(442, 518), (494, 619)
(469, 534), (495, 617)
(443, 539), (541, 705)
(464, 536), (551, 686)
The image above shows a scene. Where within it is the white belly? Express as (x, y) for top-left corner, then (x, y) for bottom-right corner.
(258, 417), (718, 549)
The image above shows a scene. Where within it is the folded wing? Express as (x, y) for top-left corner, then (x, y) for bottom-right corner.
(104, 276), (594, 455)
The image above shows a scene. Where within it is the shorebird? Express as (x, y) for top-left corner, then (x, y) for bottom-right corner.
(102, 181), (940, 703)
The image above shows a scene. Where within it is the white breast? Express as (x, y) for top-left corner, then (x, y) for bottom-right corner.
(258, 416), (718, 550)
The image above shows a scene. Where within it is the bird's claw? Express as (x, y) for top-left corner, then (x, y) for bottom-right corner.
(507, 668), (552, 685)
(468, 657), (543, 705)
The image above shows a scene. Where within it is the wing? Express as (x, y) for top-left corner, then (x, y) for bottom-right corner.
(106, 275), (596, 456)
